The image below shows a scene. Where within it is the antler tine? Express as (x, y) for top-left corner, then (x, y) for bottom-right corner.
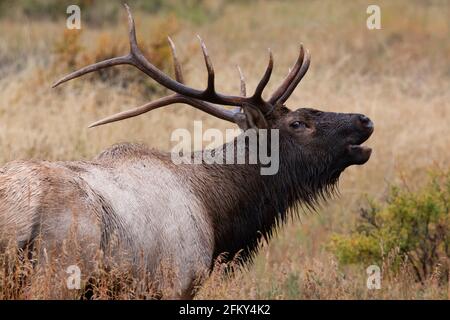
(236, 48), (272, 115)
(269, 44), (305, 104)
(197, 35), (215, 94)
(167, 36), (184, 83)
(89, 94), (239, 128)
(88, 94), (182, 128)
(52, 55), (130, 88)
(277, 48), (310, 104)
(252, 49), (273, 105)
(125, 3), (138, 51)
(236, 65), (246, 97)
(231, 65), (246, 113)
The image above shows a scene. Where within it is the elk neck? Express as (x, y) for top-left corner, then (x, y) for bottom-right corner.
(184, 130), (341, 264)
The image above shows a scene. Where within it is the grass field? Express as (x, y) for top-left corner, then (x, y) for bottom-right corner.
(0, 0), (449, 299)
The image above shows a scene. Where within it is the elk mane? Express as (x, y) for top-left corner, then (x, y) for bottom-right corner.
(188, 129), (340, 264)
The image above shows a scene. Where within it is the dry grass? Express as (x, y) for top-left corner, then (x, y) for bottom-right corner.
(0, 0), (449, 299)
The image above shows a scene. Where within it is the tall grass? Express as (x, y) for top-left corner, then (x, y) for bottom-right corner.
(0, 0), (449, 299)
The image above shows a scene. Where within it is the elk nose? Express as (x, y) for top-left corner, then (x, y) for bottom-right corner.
(356, 114), (373, 131)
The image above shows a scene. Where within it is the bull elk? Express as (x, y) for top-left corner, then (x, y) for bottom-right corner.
(0, 5), (373, 299)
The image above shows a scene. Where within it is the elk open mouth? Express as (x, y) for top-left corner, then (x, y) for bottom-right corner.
(347, 134), (373, 165)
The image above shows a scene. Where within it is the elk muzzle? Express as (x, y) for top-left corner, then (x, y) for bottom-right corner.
(346, 114), (374, 165)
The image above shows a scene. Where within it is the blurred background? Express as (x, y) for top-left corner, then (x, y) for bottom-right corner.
(0, 0), (449, 299)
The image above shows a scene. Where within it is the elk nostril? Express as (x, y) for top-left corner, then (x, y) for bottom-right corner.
(358, 115), (373, 129)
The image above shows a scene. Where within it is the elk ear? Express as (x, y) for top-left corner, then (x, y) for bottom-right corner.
(234, 104), (268, 131)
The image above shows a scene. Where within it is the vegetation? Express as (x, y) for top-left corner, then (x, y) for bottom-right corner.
(0, 0), (449, 299)
(328, 170), (450, 283)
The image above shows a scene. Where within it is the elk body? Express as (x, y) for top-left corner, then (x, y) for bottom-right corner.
(0, 5), (373, 299)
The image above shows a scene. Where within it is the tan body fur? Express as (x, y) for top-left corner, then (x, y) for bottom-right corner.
(0, 143), (214, 298)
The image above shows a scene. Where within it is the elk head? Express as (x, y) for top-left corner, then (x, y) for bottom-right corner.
(53, 4), (373, 176)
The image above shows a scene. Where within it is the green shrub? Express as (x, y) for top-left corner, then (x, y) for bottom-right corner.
(328, 170), (450, 283)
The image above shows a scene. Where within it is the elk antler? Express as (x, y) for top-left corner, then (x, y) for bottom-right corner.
(53, 4), (310, 128)
(269, 44), (310, 105)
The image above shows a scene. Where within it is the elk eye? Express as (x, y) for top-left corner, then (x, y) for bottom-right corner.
(290, 121), (307, 129)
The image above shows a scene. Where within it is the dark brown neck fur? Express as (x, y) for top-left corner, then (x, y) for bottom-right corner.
(187, 130), (342, 264)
